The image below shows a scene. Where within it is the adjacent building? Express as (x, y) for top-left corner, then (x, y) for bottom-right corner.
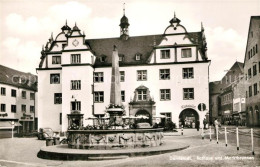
(37, 13), (210, 132)
(0, 65), (38, 137)
(243, 16), (260, 127)
(209, 62), (245, 125)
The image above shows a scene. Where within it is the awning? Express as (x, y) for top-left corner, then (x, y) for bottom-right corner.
(13, 122), (22, 126)
(0, 121), (12, 129)
(0, 121), (22, 129)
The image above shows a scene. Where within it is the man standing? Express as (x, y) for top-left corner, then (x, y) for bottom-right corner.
(203, 118), (207, 129)
(214, 118), (220, 138)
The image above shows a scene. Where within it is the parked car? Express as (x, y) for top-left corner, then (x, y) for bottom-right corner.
(38, 128), (53, 140)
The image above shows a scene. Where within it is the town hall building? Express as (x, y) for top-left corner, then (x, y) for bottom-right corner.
(37, 12), (210, 132)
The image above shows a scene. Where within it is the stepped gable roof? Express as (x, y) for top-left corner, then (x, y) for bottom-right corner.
(86, 34), (164, 67)
(87, 32), (204, 67)
(0, 64), (37, 91)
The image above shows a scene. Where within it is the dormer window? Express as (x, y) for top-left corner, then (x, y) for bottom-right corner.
(161, 50), (170, 59)
(119, 54), (125, 62)
(100, 56), (106, 62)
(135, 53), (141, 60)
(181, 48), (192, 58)
(52, 56), (61, 64)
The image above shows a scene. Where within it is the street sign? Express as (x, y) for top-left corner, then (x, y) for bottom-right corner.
(198, 103), (206, 111)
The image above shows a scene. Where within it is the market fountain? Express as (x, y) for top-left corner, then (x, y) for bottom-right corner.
(67, 46), (164, 149)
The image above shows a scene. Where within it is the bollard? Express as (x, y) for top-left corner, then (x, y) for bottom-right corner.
(251, 128), (254, 155)
(216, 127), (219, 144)
(236, 127), (239, 151)
(224, 127), (227, 147)
(201, 128), (204, 140)
(209, 126), (211, 142)
(181, 126), (183, 135)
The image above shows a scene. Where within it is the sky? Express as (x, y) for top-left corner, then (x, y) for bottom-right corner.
(0, 0), (259, 81)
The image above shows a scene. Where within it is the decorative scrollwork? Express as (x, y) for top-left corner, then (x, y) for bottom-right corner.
(108, 135), (116, 143)
(145, 134), (155, 140)
(137, 135), (143, 141)
(79, 134), (89, 144)
(91, 135), (105, 144)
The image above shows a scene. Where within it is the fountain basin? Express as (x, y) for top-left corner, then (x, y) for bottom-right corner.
(67, 128), (164, 149)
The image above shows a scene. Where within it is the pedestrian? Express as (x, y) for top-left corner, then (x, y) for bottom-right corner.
(214, 118), (220, 138)
(196, 120), (200, 131)
(203, 118), (207, 129)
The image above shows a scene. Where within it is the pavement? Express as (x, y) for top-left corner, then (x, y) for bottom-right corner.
(0, 127), (259, 167)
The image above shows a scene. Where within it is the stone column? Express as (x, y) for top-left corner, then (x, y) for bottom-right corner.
(110, 45), (122, 106)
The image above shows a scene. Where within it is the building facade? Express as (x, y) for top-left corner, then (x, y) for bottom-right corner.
(0, 65), (38, 137)
(209, 62), (245, 125)
(37, 13), (210, 132)
(244, 16), (260, 127)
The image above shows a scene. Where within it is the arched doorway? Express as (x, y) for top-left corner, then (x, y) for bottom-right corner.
(179, 108), (199, 128)
(135, 110), (151, 124)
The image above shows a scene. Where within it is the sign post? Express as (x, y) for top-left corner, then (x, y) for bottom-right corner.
(11, 121), (15, 139)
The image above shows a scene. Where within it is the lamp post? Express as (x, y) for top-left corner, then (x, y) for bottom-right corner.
(11, 121), (15, 139)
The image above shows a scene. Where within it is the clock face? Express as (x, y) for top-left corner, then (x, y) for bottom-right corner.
(72, 39), (79, 47)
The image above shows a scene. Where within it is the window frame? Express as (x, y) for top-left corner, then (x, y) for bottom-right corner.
(253, 65), (257, 76)
(120, 71), (125, 82)
(71, 101), (81, 111)
(11, 105), (16, 113)
(137, 90), (147, 101)
(30, 92), (35, 100)
(54, 93), (62, 104)
(22, 91), (26, 99)
(121, 90), (125, 102)
(160, 50), (170, 59)
(94, 91), (104, 103)
(11, 89), (16, 97)
(248, 68), (252, 79)
(181, 48), (192, 58)
(21, 104), (26, 112)
(249, 86), (252, 97)
(50, 73), (60, 84)
(159, 69), (170, 80)
(71, 80), (81, 90)
(183, 68), (194, 79)
(1, 104), (6, 112)
(254, 83), (258, 96)
(160, 89), (171, 101)
(71, 54), (81, 64)
(183, 88), (194, 100)
(52, 56), (61, 64)
(94, 72), (104, 83)
(30, 106), (35, 113)
(135, 54), (141, 61)
(137, 70), (147, 81)
(1, 87), (6, 96)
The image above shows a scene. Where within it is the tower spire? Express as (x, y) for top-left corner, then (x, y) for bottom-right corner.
(123, 3), (125, 15)
(201, 22), (204, 31)
(174, 11), (176, 18)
